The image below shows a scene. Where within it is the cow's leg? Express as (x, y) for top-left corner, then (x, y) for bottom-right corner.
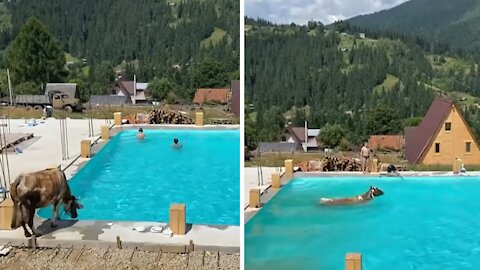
(50, 202), (59, 228)
(19, 204), (32, 238)
(27, 207), (41, 237)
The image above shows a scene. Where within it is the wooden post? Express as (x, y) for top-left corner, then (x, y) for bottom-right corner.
(271, 173), (281, 189)
(188, 240), (194, 252)
(249, 189), (261, 208)
(345, 253), (362, 270)
(101, 125), (110, 140)
(113, 112), (122, 126)
(0, 197), (14, 230)
(371, 158), (379, 173)
(285, 159), (293, 178)
(29, 236), (37, 250)
(169, 204), (186, 235)
(116, 236), (122, 249)
(195, 112), (204, 126)
(80, 140), (91, 158)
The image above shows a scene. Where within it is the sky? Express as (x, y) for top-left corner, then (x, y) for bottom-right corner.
(245, 0), (410, 25)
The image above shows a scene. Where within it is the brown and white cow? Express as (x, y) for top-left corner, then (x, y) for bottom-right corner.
(10, 167), (83, 237)
(319, 186), (384, 206)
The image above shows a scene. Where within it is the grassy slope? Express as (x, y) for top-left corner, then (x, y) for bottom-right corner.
(201, 27), (228, 47)
(247, 26), (480, 114)
(337, 33), (478, 104)
(373, 74), (399, 93)
(65, 53), (81, 63)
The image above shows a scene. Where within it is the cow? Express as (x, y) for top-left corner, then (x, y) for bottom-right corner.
(319, 186), (384, 205)
(10, 167), (83, 237)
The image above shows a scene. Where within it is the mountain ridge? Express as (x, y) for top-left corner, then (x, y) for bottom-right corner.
(348, 0), (480, 50)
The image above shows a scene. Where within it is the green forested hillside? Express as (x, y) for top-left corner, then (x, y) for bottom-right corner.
(348, 0), (480, 51)
(245, 18), (480, 149)
(0, 0), (239, 100)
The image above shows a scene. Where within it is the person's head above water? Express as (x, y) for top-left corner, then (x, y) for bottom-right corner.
(173, 138), (179, 144)
(139, 128), (143, 133)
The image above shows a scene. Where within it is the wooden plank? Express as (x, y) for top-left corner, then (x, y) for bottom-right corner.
(0, 133), (34, 151)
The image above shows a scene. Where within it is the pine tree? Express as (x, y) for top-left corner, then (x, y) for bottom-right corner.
(4, 17), (67, 86)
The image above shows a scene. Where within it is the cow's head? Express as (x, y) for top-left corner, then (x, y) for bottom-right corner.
(370, 186), (384, 197)
(63, 196), (83, 218)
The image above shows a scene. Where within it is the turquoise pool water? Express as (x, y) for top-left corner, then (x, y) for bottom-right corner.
(38, 129), (240, 225)
(245, 176), (480, 270)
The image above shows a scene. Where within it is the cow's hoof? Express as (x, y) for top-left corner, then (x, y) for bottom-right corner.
(24, 232), (32, 238)
(50, 223), (57, 228)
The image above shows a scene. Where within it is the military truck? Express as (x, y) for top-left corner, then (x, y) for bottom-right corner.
(15, 92), (81, 112)
(14, 83), (82, 112)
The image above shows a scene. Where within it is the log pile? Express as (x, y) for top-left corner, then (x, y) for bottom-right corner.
(297, 157), (361, 172)
(321, 157), (360, 172)
(148, 109), (193, 124)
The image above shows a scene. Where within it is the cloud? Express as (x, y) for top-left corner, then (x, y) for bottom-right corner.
(245, 0), (409, 25)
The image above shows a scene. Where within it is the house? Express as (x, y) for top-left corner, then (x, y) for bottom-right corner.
(285, 123), (321, 152)
(231, 80), (240, 117)
(405, 97), (480, 165)
(193, 88), (230, 105)
(87, 95), (131, 107)
(359, 33), (366, 39)
(45, 83), (77, 98)
(368, 135), (404, 151)
(113, 77), (148, 105)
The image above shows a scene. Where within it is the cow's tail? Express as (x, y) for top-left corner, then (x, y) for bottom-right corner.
(10, 175), (23, 229)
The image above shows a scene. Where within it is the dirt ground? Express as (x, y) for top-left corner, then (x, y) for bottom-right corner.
(0, 105), (236, 123)
(245, 151), (406, 168)
(0, 247), (239, 270)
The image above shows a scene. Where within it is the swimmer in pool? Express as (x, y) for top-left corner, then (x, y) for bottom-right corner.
(137, 128), (145, 140)
(172, 138), (182, 149)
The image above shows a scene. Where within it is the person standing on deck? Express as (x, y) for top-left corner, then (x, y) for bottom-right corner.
(361, 142), (370, 174)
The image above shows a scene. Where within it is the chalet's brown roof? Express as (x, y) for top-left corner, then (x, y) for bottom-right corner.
(286, 125), (307, 143)
(114, 81), (148, 96)
(115, 81), (135, 95)
(193, 88), (230, 104)
(405, 97), (453, 164)
(368, 135), (404, 151)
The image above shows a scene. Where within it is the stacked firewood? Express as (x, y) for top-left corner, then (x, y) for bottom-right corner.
(321, 157), (360, 172)
(148, 109), (193, 124)
(297, 157), (361, 172)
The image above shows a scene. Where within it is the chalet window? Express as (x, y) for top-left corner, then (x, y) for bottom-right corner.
(445, 122), (451, 131)
(466, 142), (472, 153)
(435, 143), (440, 153)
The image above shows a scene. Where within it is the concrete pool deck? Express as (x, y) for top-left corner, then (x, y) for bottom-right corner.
(0, 119), (240, 252)
(0, 218), (239, 252)
(244, 170), (480, 223)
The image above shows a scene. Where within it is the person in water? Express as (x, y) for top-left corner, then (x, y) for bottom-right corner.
(387, 164), (401, 177)
(137, 128), (145, 140)
(172, 138), (182, 149)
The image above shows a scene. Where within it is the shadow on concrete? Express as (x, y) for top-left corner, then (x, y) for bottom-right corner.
(37, 219), (78, 236)
(186, 223), (193, 234)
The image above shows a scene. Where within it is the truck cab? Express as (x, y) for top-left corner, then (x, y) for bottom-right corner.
(50, 92), (81, 112)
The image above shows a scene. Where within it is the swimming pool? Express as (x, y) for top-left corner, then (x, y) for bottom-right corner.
(38, 129), (240, 225)
(245, 176), (480, 269)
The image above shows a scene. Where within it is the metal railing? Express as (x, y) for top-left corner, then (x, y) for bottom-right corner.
(60, 118), (69, 161)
